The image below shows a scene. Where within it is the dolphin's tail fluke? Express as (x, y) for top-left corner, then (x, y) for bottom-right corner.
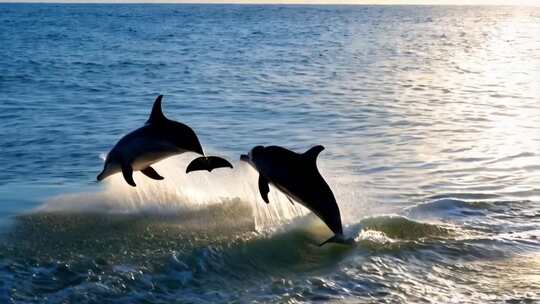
(186, 156), (234, 173)
(319, 234), (355, 247)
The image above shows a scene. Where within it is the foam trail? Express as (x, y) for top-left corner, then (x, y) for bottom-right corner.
(39, 154), (307, 231)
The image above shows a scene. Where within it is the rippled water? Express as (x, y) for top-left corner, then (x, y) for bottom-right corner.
(1, 4), (539, 303)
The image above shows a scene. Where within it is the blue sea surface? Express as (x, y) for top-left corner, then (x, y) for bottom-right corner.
(0, 4), (539, 303)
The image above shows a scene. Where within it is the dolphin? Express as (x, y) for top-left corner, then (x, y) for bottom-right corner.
(97, 95), (233, 187)
(240, 145), (352, 246)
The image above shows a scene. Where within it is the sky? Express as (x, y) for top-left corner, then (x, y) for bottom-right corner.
(1, 0), (539, 5)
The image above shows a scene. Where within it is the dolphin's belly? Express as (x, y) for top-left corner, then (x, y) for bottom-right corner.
(270, 176), (342, 235)
(116, 138), (187, 171)
(131, 151), (177, 171)
(273, 182), (327, 221)
(273, 183), (304, 205)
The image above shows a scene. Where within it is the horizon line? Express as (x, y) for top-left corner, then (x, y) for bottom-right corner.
(1, 1), (539, 6)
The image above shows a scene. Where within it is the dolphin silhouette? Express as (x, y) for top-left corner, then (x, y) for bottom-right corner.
(240, 145), (352, 246)
(97, 95), (233, 187)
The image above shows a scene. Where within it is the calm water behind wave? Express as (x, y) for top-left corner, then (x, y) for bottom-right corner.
(0, 4), (539, 303)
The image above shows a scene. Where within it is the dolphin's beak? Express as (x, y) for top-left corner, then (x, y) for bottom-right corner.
(97, 165), (109, 181)
(240, 154), (249, 162)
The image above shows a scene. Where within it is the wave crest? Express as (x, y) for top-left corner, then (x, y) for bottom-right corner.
(358, 215), (454, 240)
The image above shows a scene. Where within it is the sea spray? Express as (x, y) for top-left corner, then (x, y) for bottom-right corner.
(38, 155), (308, 232)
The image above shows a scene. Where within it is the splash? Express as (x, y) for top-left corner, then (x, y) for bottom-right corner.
(38, 155), (308, 232)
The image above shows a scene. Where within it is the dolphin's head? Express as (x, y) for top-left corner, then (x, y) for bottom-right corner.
(96, 152), (121, 182)
(240, 146), (264, 162)
(240, 145), (264, 164)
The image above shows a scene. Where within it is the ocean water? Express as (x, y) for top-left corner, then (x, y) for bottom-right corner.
(1, 3), (539, 303)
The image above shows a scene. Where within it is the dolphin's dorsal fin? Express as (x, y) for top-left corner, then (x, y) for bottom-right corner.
(147, 95), (167, 124)
(258, 175), (270, 204)
(303, 145), (325, 163)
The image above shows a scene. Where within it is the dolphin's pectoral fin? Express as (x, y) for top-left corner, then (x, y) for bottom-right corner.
(258, 175), (270, 204)
(121, 163), (136, 187)
(186, 156), (233, 173)
(286, 196), (295, 205)
(141, 166), (164, 180)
